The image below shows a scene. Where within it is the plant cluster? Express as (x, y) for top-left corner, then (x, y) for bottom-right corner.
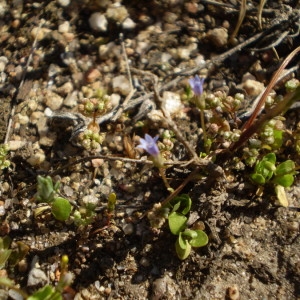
(35, 176), (72, 222)
(0, 236), (29, 270)
(166, 194), (208, 260)
(0, 255), (73, 300)
(250, 153), (296, 206)
(1, 46), (299, 300)
(139, 70), (299, 258)
(77, 89), (111, 151)
(0, 144), (10, 170)
(148, 194), (208, 260)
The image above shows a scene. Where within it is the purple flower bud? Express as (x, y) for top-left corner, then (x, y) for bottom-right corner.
(189, 75), (205, 96)
(137, 134), (160, 156)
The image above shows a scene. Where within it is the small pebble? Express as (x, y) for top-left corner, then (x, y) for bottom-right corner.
(122, 223), (134, 235)
(139, 257), (150, 267)
(44, 90), (64, 110)
(63, 185), (74, 197)
(89, 13), (108, 32)
(27, 267), (48, 287)
(227, 284), (240, 300)
(30, 27), (51, 41)
(30, 111), (44, 125)
(106, 6), (128, 23)
(81, 195), (99, 206)
(112, 75), (131, 96)
(57, 0), (70, 6)
(110, 93), (121, 107)
(0, 201), (5, 216)
(162, 91), (183, 115)
(63, 91), (78, 108)
(16, 113), (29, 125)
(152, 274), (179, 300)
(85, 68), (101, 83)
(27, 149), (46, 166)
(56, 82), (74, 95)
(206, 27), (228, 47)
(27, 99), (38, 111)
(242, 79), (265, 97)
(99, 42), (120, 60)
(0, 56), (8, 72)
(8, 140), (26, 150)
(122, 18), (136, 30)
(58, 21), (70, 33)
(8, 289), (23, 300)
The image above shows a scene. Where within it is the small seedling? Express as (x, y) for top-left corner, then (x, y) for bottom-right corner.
(73, 202), (96, 226)
(250, 153), (296, 206)
(0, 144), (10, 170)
(0, 236), (29, 270)
(77, 90), (111, 151)
(35, 176), (71, 221)
(107, 192), (117, 214)
(166, 194), (208, 260)
(0, 255), (73, 300)
(0, 236), (12, 269)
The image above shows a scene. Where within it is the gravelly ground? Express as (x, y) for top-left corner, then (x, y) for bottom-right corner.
(0, 0), (300, 299)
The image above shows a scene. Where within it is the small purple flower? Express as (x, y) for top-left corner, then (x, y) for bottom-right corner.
(189, 75), (205, 96)
(137, 134), (160, 156)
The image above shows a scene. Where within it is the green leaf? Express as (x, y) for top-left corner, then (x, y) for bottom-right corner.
(272, 129), (283, 149)
(255, 153), (276, 173)
(175, 234), (191, 260)
(264, 153), (276, 164)
(27, 285), (62, 300)
(275, 160), (295, 176)
(0, 276), (14, 287)
(168, 212), (187, 235)
(181, 229), (197, 239)
(8, 241), (30, 267)
(273, 174), (294, 187)
(189, 230), (209, 248)
(172, 201), (181, 212)
(177, 232), (188, 249)
(250, 173), (265, 185)
(0, 248), (11, 269)
(51, 197), (72, 221)
(107, 193), (117, 212)
(36, 176), (56, 203)
(168, 194), (192, 215)
(251, 153), (277, 184)
(259, 162), (275, 181)
(263, 161), (276, 173)
(0, 236), (11, 250)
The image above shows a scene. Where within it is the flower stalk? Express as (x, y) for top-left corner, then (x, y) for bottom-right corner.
(137, 134), (173, 192)
(189, 76), (209, 153)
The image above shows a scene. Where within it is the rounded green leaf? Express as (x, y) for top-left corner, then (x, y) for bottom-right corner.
(178, 232), (188, 249)
(175, 236), (191, 260)
(189, 230), (209, 248)
(51, 197), (71, 221)
(168, 212), (187, 235)
(169, 194), (192, 215)
(250, 173), (265, 185)
(182, 229), (197, 239)
(263, 161), (276, 173)
(264, 153), (276, 164)
(273, 174), (294, 187)
(27, 285), (59, 300)
(275, 160), (295, 176)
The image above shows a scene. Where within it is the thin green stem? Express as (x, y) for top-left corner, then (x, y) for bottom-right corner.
(159, 168), (174, 192)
